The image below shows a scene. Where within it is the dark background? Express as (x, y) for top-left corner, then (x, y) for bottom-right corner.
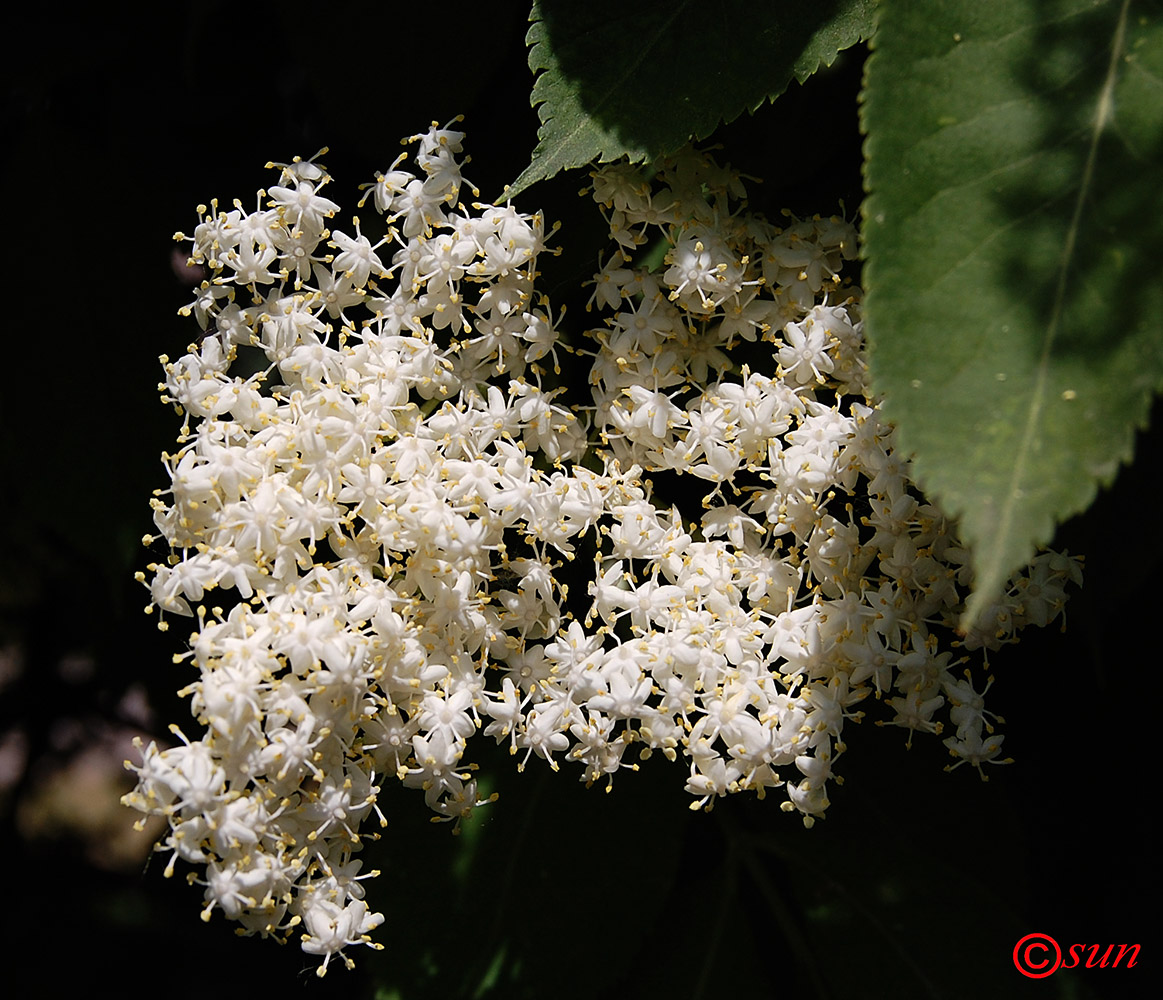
(1, 4), (1154, 997)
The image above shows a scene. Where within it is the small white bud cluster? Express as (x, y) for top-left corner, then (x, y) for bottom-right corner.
(124, 125), (1081, 972)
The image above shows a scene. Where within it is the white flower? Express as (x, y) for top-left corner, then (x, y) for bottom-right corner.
(300, 897), (385, 976)
(268, 179), (340, 234)
(329, 217), (387, 287)
(778, 314), (836, 385)
(130, 133), (1082, 974)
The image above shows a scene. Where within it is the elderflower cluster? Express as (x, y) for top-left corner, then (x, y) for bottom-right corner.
(124, 124), (1081, 973)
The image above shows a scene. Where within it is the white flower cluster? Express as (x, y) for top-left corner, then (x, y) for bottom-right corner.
(124, 124), (1081, 973)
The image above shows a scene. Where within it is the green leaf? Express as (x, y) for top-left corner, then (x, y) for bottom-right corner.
(509, 0), (877, 197)
(861, 0), (1163, 626)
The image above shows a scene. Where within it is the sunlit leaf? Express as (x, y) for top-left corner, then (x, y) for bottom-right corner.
(509, 0), (876, 196)
(861, 0), (1163, 625)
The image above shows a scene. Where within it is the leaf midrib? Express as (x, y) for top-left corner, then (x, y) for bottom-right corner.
(968, 0), (1131, 620)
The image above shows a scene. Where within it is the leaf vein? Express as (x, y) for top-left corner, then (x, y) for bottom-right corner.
(983, 0), (1132, 591)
